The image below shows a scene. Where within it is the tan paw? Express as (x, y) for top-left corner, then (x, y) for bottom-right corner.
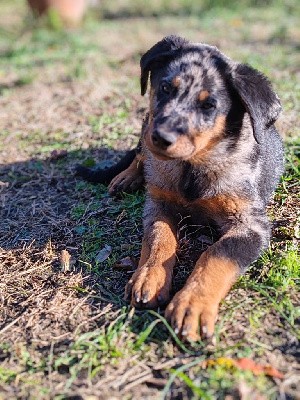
(165, 286), (219, 342)
(108, 170), (143, 195)
(125, 264), (171, 308)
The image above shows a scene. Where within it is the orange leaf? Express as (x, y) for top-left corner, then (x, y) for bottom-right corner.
(262, 365), (284, 379)
(235, 358), (284, 379)
(235, 358), (264, 374)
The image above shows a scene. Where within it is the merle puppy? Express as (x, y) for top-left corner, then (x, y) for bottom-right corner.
(77, 35), (284, 341)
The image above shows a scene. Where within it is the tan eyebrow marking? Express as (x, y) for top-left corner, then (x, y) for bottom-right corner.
(199, 90), (210, 101)
(172, 76), (181, 87)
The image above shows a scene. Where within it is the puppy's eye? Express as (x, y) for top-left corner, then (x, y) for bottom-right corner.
(201, 101), (216, 110)
(160, 82), (172, 94)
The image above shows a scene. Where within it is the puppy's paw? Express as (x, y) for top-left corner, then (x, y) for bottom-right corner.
(125, 264), (171, 309)
(165, 286), (218, 342)
(108, 170), (144, 195)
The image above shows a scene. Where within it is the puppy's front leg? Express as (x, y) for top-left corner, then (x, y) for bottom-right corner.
(166, 222), (268, 341)
(125, 199), (177, 308)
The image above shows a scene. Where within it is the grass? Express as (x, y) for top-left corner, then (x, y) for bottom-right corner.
(0, 0), (299, 399)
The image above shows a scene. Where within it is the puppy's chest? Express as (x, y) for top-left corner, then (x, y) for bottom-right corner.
(145, 158), (249, 222)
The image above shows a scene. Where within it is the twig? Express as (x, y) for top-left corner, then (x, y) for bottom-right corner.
(122, 371), (154, 392)
(0, 313), (23, 335)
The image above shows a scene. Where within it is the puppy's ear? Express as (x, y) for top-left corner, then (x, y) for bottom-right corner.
(231, 63), (281, 143)
(140, 35), (188, 96)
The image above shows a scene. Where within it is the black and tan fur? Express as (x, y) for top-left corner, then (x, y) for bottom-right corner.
(77, 36), (284, 341)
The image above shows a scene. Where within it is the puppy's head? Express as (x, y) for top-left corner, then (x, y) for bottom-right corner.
(141, 35), (281, 162)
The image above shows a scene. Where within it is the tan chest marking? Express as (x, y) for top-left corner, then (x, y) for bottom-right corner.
(147, 184), (249, 217)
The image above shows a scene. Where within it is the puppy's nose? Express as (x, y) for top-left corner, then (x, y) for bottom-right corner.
(152, 130), (177, 149)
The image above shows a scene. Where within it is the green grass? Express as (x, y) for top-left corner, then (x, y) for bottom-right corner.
(88, 101), (135, 148)
(0, 0), (299, 399)
(166, 361), (275, 400)
(64, 137), (299, 394)
(97, 0), (299, 18)
(74, 193), (144, 270)
(0, 27), (99, 72)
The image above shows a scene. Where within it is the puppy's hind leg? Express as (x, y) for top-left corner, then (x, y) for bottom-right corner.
(76, 147), (144, 194)
(108, 153), (144, 195)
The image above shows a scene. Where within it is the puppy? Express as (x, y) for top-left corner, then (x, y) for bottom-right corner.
(77, 35), (284, 341)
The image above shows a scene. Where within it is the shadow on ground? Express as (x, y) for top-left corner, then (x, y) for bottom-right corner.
(1, 147), (128, 249)
(0, 148), (137, 337)
(0, 146), (215, 342)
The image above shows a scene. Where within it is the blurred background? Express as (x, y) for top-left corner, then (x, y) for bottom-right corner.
(0, 0), (299, 164)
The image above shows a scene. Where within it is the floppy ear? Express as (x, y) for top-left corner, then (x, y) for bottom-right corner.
(231, 63), (281, 143)
(140, 35), (188, 96)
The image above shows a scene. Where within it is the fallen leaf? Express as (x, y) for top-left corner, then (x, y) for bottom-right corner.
(235, 358), (284, 379)
(204, 357), (284, 380)
(235, 358), (262, 374)
(261, 365), (284, 379)
(113, 256), (137, 271)
(95, 245), (112, 263)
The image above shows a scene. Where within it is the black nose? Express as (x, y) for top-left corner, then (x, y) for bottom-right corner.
(152, 130), (178, 149)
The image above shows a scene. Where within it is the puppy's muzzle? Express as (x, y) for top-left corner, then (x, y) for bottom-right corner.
(152, 115), (187, 150)
(152, 129), (178, 150)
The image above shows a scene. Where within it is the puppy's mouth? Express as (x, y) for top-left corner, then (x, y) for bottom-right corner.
(146, 129), (195, 160)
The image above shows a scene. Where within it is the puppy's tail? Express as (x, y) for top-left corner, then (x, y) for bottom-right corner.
(75, 148), (137, 184)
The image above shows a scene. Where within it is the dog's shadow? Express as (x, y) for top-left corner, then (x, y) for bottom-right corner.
(0, 147), (129, 249)
(0, 148), (125, 279)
